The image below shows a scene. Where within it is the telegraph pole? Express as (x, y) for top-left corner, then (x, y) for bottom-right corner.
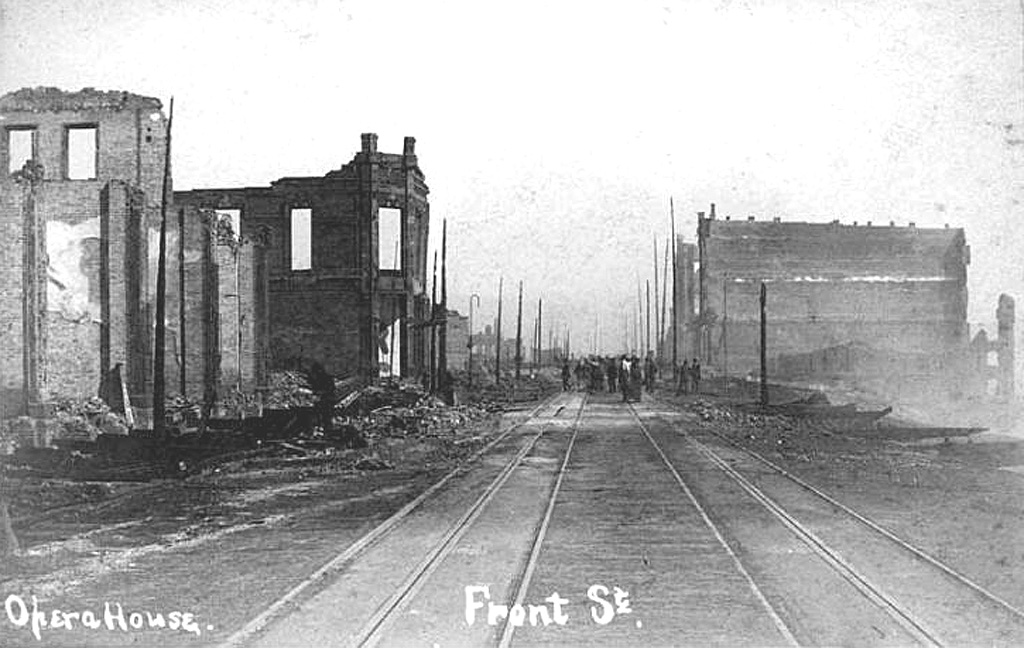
(653, 236), (660, 358)
(153, 96), (173, 436)
(646, 279), (651, 359)
(760, 282), (769, 407)
(660, 236), (669, 359)
(722, 275), (729, 384)
(495, 277), (503, 383)
(670, 198), (678, 371)
(537, 298), (543, 368)
(438, 219), (448, 398)
(429, 251), (437, 393)
(515, 280), (523, 379)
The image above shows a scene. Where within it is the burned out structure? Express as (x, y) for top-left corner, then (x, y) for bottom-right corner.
(675, 206), (1013, 400)
(174, 132), (432, 387)
(1, 87), (431, 427)
(0, 88), (169, 421)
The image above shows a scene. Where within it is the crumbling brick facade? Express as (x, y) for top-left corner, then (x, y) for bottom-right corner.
(174, 132), (430, 384)
(692, 209), (971, 396)
(0, 88), (170, 418)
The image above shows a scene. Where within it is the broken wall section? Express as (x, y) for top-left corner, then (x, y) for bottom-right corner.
(0, 88), (168, 417)
(695, 212), (970, 397)
(174, 132), (430, 392)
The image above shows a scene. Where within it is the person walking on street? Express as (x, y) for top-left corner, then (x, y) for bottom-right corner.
(629, 355), (643, 402)
(644, 353), (658, 392)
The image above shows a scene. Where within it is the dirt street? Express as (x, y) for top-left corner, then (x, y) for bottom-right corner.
(2, 389), (1024, 647)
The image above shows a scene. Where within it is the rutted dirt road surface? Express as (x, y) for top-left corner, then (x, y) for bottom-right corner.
(4, 391), (1024, 647)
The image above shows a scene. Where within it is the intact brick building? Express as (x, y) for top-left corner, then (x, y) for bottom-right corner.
(0, 87), (171, 418)
(685, 206), (974, 397)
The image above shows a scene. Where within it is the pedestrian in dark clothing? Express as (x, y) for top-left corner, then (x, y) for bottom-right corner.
(561, 360), (571, 391)
(679, 360), (690, 394)
(691, 358), (701, 394)
(629, 355), (643, 402)
(606, 357), (617, 392)
(644, 354), (657, 392)
(307, 362), (336, 432)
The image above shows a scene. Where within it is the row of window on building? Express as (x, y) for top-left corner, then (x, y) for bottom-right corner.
(200, 207), (402, 274)
(5, 128), (404, 274)
(6, 125), (98, 179)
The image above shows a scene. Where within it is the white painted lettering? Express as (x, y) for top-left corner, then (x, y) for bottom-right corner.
(587, 585), (615, 625)
(464, 585), (489, 625)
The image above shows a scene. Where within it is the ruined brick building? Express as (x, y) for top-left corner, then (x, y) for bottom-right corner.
(0, 88), (168, 419)
(672, 205), (1012, 400)
(1, 87), (431, 422)
(175, 132), (432, 390)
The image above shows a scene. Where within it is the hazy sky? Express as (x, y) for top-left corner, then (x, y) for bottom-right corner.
(2, 0), (1022, 358)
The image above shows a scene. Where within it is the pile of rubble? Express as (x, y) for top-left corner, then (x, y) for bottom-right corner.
(686, 399), (811, 450)
(338, 381), (490, 440)
(52, 397), (129, 440)
(264, 371), (318, 409)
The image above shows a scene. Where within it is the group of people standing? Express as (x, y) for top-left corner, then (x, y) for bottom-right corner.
(560, 353), (661, 402)
(558, 354), (704, 401)
(676, 358), (702, 394)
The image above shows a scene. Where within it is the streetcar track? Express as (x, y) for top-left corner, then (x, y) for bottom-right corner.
(639, 398), (1024, 647)
(358, 393), (587, 647)
(219, 391), (566, 648)
(497, 394), (587, 648)
(626, 403), (801, 647)
(685, 434), (943, 647)
(698, 424), (1024, 624)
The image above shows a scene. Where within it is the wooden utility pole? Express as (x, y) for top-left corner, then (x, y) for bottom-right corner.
(660, 236), (669, 357)
(495, 277), (503, 382)
(630, 278), (638, 354)
(537, 298), (543, 368)
(722, 275), (729, 383)
(178, 206), (186, 395)
(653, 236), (660, 358)
(429, 251), (437, 392)
(514, 280), (523, 379)
(153, 96), (173, 436)
(671, 198), (678, 371)
(760, 282), (769, 407)
(646, 279), (651, 358)
(438, 220), (448, 397)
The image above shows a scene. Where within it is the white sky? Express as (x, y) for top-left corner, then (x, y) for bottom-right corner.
(2, 0), (1022, 363)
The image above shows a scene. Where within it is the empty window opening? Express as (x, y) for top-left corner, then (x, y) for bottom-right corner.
(379, 208), (402, 271)
(67, 126), (97, 179)
(7, 128), (35, 174)
(379, 317), (402, 378)
(215, 209), (242, 244)
(290, 208), (312, 270)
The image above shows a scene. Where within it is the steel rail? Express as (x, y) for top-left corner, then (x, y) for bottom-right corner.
(701, 424), (1024, 624)
(219, 390), (565, 648)
(685, 429), (943, 647)
(357, 393), (588, 647)
(627, 403), (800, 647)
(497, 394), (587, 648)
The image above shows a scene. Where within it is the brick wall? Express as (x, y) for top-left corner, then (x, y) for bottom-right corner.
(0, 88), (167, 413)
(174, 132), (430, 385)
(696, 216), (970, 383)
